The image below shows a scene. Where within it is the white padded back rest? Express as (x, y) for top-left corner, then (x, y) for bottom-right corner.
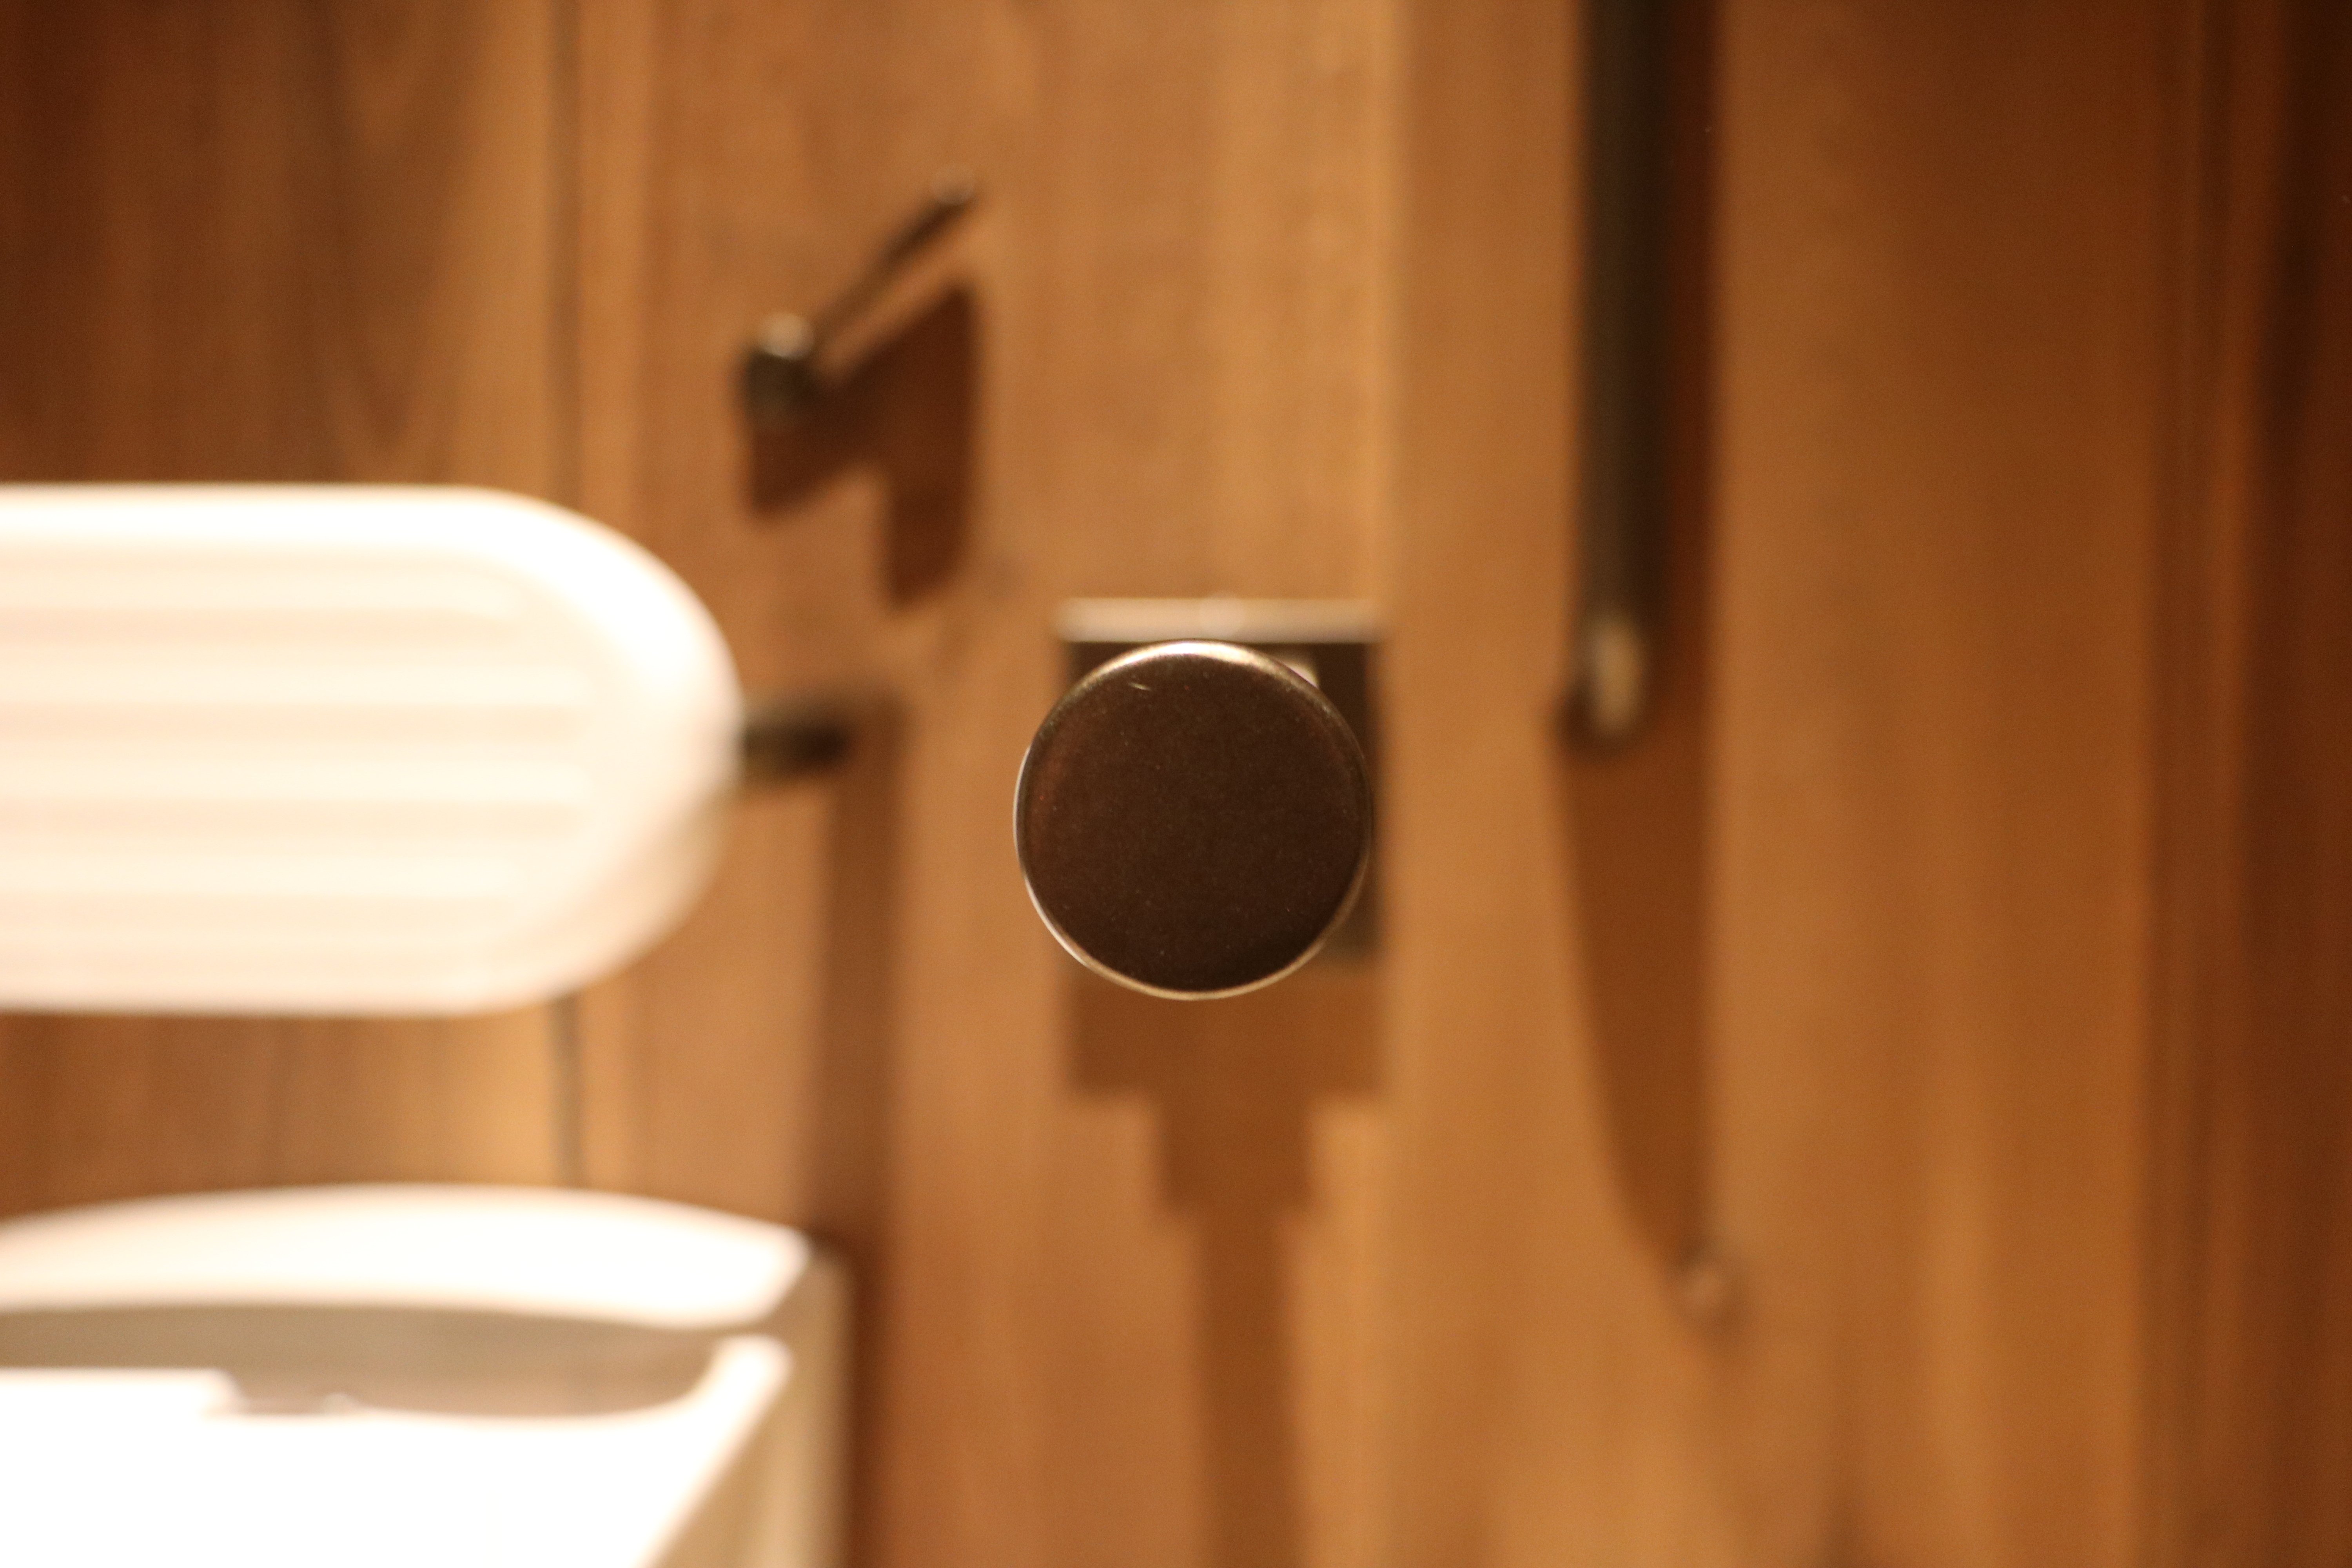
(0, 486), (740, 1014)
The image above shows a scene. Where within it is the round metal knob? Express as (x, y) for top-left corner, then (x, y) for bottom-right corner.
(1014, 641), (1372, 998)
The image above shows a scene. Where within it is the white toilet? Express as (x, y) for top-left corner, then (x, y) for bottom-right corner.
(0, 1187), (848, 1568)
(0, 488), (848, 1566)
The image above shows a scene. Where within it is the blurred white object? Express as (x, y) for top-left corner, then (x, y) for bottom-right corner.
(0, 486), (742, 1014)
(0, 492), (849, 1566)
(0, 1187), (849, 1568)
(0, 1184), (807, 1328)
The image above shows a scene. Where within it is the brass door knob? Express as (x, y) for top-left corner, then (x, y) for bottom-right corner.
(1014, 641), (1371, 998)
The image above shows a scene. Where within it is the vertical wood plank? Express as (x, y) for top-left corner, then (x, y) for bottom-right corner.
(2149, 1), (2352, 1560)
(1392, 0), (2192, 1563)
(571, 4), (1398, 1566)
(0, 0), (569, 1208)
(1710, 2), (2176, 1562)
(1383, 1), (1736, 1564)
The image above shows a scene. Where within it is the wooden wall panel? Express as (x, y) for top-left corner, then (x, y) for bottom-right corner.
(1381, 1), (1734, 1564)
(2150, 1), (2352, 1560)
(8, 4), (2334, 1568)
(569, 4), (1398, 1567)
(1390, 1), (2190, 1565)
(1706, 4), (2175, 1564)
(0, 1), (569, 1207)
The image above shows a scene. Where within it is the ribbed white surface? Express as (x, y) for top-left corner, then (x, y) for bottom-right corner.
(0, 486), (741, 1013)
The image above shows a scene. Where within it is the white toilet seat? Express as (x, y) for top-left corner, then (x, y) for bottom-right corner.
(0, 1337), (786, 1568)
(0, 1188), (848, 1568)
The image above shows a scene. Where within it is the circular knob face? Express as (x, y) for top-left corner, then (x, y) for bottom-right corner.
(1015, 641), (1372, 998)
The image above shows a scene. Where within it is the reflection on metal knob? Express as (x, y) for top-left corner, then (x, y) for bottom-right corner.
(1014, 641), (1372, 999)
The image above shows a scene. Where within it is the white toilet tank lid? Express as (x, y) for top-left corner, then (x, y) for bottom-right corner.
(0, 1186), (811, 1333)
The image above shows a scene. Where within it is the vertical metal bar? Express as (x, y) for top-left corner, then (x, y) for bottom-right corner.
(1565, 0), (1676, 749)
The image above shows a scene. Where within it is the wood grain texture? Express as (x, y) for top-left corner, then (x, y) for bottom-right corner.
(1708, 3), (2177, 1563)
(5, 5), (2326, 1567)
(1385, 0), (2197, 1563)
(0, 0), (569, 1206)
(1381, 2), (1737, 1565)
(1384, 1), (2192, 1563)
(570, 4), (1397, 1566)
(2148, 0), (2352, 1560)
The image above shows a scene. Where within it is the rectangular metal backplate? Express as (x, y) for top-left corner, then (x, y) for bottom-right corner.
(1056, 599), (1382, 963)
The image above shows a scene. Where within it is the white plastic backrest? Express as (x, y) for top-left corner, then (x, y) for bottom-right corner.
(0, 486), (740, 1014)
(0, 1186), (809, 1333)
